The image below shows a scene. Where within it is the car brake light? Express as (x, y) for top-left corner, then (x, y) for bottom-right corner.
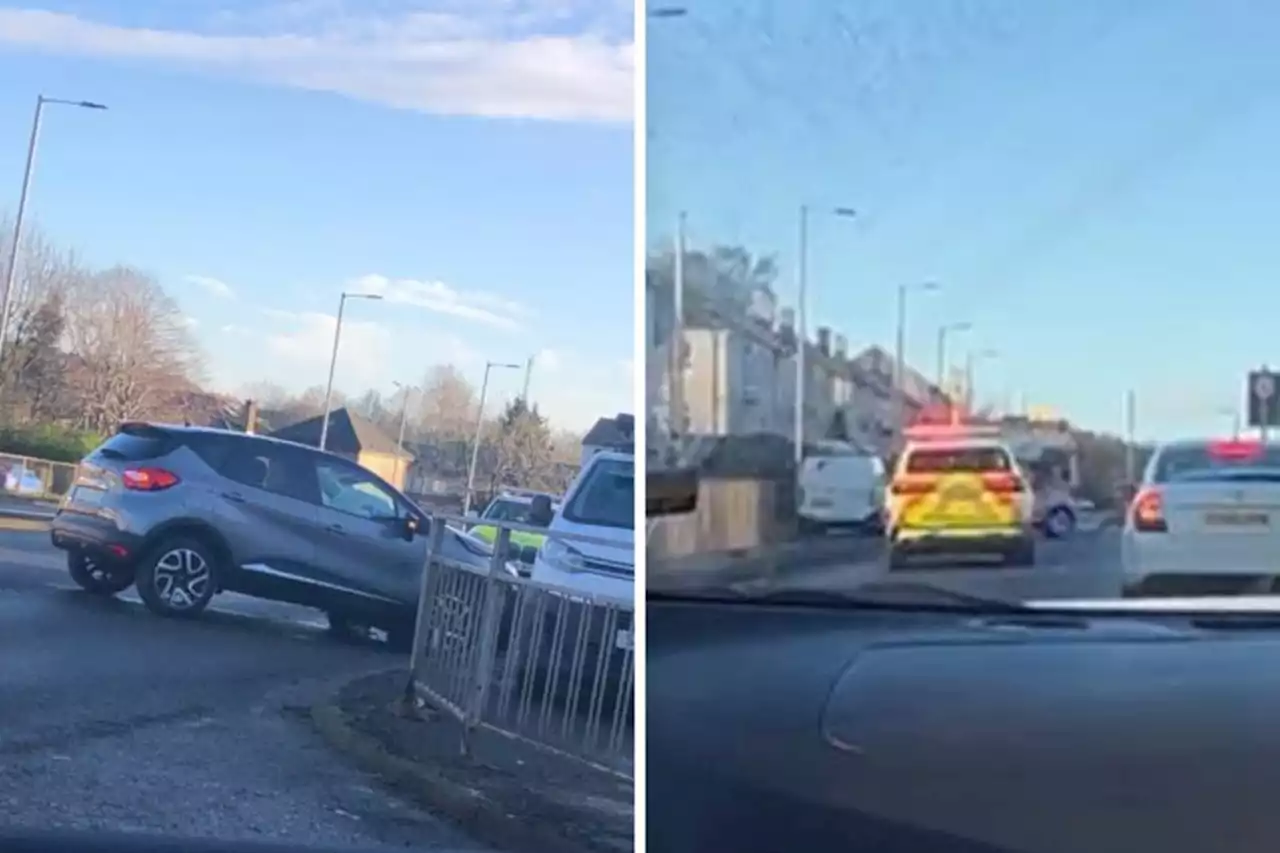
(122, 467), (180, 491)
(1131, 487), (1167, 533)
(1208, 439), (1263, 460)
(891, 480), (933, 496)
(981, 472), (1024, 493)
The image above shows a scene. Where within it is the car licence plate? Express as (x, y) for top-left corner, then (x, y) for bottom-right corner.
(1204, 510), (1269, 527)
(69, 486), (105, 507)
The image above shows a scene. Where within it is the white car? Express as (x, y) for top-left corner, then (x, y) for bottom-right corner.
(1122, 438), (1280, 597)
(797, 441), (886, 534)
(531, 449), (634, 600)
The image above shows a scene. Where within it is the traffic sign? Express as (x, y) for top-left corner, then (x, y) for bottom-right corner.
(1247, 369), (1280, 428)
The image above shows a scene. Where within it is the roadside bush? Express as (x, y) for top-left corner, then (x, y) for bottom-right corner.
(0, 423), (103, 463)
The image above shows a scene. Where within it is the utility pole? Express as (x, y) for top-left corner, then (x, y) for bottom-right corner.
(794, 205), (809, 465)
(521, 355), (534, 403)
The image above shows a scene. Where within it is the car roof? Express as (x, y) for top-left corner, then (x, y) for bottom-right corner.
(124, 422), (346, 459)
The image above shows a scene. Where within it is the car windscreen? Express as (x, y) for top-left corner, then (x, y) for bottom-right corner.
(484, 499), (531, 523)
(562, 458), (634, 530)
(905, 446), (1011, 474)
(1154, 444), (1280, 483)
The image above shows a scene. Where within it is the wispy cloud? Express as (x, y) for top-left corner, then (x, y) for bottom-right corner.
(185, 274), (236, 299)
(0, 3), (632, 122)
(350, 273), (529, 330)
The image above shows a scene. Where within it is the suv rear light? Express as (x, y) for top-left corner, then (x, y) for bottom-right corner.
(981, 472), (1025, 493)
(122, 467), (180, 491)
(1131, 487), (1167, 533)
(891, 480), (933, 496)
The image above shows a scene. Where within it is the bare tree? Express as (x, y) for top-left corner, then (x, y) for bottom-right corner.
(489, 398), (557, 491)
(61, 266), (205, 433)
(416, 364), (477, 440)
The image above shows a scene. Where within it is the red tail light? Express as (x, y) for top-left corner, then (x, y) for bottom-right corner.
(122, 467), (180, 491)
(981, 472), (1025, 493)
(891, 479), (933, 496)
(1131, 487), (1167, 533)
(1208, 439), (1263, 461)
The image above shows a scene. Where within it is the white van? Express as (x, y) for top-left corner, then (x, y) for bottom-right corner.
(798, 441), (887, 534)
(530, 449), (634, 599)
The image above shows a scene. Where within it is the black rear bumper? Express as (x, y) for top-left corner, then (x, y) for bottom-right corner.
(50, 512), (143, 565)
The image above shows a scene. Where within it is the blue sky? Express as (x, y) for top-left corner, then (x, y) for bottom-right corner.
(647, 0), (1280, 442)
(0, 0), (633, 432)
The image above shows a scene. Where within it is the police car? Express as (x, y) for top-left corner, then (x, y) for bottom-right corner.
(886, 422), (1037, 568)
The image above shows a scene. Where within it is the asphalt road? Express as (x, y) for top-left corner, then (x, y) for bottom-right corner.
(773, 527), (1124, 603)
(0, 526), (495, 852)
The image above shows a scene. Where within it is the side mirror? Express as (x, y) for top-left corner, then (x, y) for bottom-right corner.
(520, 544), (538, 564)
(528, 495), (555, 527)
(648, 467), (699, 516)
(402, 515), (420, 542)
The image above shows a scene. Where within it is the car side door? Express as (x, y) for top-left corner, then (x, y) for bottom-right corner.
(308, 453), (427, 608)
(204, 436), (323, 600)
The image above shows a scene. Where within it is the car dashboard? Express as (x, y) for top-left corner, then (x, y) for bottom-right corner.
(648, 594), (1280, 853)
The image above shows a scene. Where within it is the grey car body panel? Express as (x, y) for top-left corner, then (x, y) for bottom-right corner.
(52, 425), (491, 624)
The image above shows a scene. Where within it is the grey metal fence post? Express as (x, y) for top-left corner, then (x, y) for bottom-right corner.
(462, 526), (511, 755)
(404, 519), (446, 703)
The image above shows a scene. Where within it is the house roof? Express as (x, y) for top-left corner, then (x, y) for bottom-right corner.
(848, 344), (949, 406)
(583, 413), (635, 448)
(268, 408), (413, 459)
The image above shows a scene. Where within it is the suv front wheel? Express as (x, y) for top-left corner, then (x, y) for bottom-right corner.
(68, 552), (135, 596)
(136, 536), (218, 618)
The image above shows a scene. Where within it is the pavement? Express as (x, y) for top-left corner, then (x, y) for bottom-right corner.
(0, 526), (509, 851)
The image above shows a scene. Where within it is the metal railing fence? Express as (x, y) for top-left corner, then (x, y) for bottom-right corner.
(405, 515), (635, 778)
(0, 452), (76, 503)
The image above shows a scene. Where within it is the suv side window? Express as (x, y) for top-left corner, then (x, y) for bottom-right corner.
(219, 439), (320, 504)
(314, 458), (404, 521)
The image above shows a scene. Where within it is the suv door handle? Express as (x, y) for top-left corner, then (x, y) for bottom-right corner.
(221, 491), (246, 503)
(326, 523), (346, 536)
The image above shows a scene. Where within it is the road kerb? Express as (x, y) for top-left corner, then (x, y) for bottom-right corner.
(310, 673), (623, 853)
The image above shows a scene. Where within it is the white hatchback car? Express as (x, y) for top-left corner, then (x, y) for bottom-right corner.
(1122, 438), (1280, 597)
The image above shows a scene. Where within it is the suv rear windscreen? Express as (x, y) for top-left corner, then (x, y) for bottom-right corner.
(905, 447), (1011, 474)
(93, 427), (176, 462)
(1154, 444), (1280, 483)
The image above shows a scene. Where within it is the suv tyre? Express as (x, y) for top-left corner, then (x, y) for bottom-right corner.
(136, 536), (218, 618)
(67, 552), (134, 596)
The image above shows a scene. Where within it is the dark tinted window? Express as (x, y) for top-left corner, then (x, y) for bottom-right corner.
(905, 447), (1011, 474)
(219, 440), (320, 504)
(94, 427), (176, 462)
(1154, 444), (1280, 483)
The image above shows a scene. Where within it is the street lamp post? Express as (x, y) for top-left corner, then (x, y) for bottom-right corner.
(670, 211), (686, 449)
(795, 203), (857, 465)
(318, 291), (383, 450)
(964, 348), (999, 412)
(392, 381), (416, 489)
(463, 360), (521, 517)
(0, 95), (107, 375)
(893, 282), (939, 449)
(935, 321), (972, 389)
(936, 321), (972, 425)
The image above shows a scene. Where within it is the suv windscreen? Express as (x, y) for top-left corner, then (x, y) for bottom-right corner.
(562, 458), (633, 530)
(905, 447), (1011, 474)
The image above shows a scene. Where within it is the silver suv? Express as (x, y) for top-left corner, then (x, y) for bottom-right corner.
(50, 423), (493, 646)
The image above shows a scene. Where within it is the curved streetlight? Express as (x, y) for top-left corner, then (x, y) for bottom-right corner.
(935, 320), (972, 389)
(318, 291), (383, 450)
(463, 360), (522, 516)
(893, 281), (939, 448)
(0, 95), (108, 374)
(795, 204), (858, 463)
